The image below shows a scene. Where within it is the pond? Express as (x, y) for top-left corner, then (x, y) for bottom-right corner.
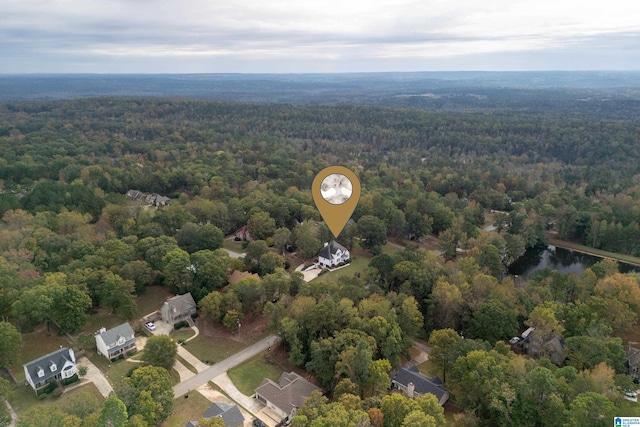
(507, 245), (640, 279)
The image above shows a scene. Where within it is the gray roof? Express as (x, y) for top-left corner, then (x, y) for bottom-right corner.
(628, 347), (640, 366)
(24, 347), (75, 384)
(203, 402), (244, 427)
(165, 293), (196, 315)
(185, 422), (198, 427)
(98, 322), (135, 347)
(393, 366), (448, 403)
(318, 241), (348, 259)
(255, 372), (322, 415)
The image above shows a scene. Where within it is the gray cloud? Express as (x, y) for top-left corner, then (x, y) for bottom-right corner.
(1, 0), (640, 72)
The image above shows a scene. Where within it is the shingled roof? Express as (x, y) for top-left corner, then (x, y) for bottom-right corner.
(318, 241), (347, 259)
(255, 372), (322, 416)
(203, 402), (244, 427)
(24, 347), (76, 384)
(393, 366), (449, 404)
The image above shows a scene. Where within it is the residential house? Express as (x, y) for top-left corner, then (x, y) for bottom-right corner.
(126, 189), (146, 200)
(186, 402), (244, 427)
(161, 293), (197, 326)
(234, 225), (251, 241)
(146, 193), (170, 207)
(23, 347), (77, 394)
(255, 372), (322, 423)
(228, 270), (260, 286)
(392, 365), (449, 405)
(95, 322), (137, 360)
(317, 241), (350, 269)
(627, 347), (640, 379)
(522, 331), (566, 366)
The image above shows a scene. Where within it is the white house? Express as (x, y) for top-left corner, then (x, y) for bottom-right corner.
(95, 322), (137, 360)
(318, 241), (350, 269)
(23, 347), (77, 394)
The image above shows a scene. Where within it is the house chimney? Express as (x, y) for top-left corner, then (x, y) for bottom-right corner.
(407, 382), (415, 398)
(324, 242), (328, 247)
(99, 327), (106, 334)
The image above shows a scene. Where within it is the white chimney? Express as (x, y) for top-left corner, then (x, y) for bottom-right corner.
(99, 327), (106, 334)
(407, 382), (415, 398)
(324, 242), (328, 247)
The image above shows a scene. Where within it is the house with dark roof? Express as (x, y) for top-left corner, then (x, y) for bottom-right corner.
(392, 366), (449, 405)
(186, 402), (244, 427)
(95, 322), (137, 360)
(522, 331), (566, 366)
(317, 241), (350, 269)
(161, 293), (197, 326)
(627, 347), (640, 379)
(23, 347), (77, 394)
(255, 372), (322, 423)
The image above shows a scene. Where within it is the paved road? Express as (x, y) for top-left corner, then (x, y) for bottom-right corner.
(173, 335), (279, 397)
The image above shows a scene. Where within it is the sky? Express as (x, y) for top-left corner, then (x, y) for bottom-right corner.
(2, 0), (640, 73)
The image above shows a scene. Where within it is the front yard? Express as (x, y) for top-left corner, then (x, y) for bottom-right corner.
(8, 382), (104, 419)
(161, 389), (211, 427)
(182, 334), (247, 364)
(227, 352), (283, 396)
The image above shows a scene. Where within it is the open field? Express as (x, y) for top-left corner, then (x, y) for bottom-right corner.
(227, 352), (283, 396)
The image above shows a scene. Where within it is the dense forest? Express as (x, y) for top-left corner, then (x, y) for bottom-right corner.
(1, 95), (640, 426)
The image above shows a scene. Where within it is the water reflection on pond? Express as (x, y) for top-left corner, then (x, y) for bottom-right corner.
(507, 245), (640, 278)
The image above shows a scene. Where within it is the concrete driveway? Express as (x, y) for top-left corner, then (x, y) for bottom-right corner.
(77, 357), (114, 398)
(173, 335), (279, 397)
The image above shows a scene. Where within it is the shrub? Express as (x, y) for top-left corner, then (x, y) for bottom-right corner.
(51, 387), (64, 398)
(61, 373), (79, 386)
(174, 320), (189, 330)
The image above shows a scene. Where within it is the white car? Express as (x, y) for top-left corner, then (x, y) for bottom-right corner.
(509, 337), (520, 344)
(145, 322), (156, 331)
(625, 391), (637, 399)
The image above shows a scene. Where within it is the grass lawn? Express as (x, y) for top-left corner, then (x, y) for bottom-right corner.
(9, 382), (104, 418)
(223, 239), (245, 253)
(170, 328), (196, 342)
(176, 355), (197, 374)
(313, 242), (405, 283)
(182, 334), (247, 364)
(88, 352), (138, 387)
(161, 389), (211, 427)
(10, 326), (73, 382)
(227, 352), (283, 396)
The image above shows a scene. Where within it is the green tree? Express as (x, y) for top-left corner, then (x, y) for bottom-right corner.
(402, 410), (436, 427)
(98, 396), (128, 427)
(428, 328), (461, 383)
(0, 321), (22, 367)
(143, 335), (177, 370)
(358, 215), (387, 254)
(566, 392), (618, 427)
(258, 251), (285, 276)
(98, 272), (137, 319)
(162, 248), (193, 293)
(273, 227), (292, 255)
(468, 299), (518, 344)
(123, 366), (174, 424)
(247, 211), (276, 241)
(293, 224), (322, 259)
(437, 229), (457, 260)
(223, 309), (241, 333)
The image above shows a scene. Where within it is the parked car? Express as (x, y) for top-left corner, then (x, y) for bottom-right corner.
(145, 322), (156, 331)
(625, 391), (637, 399)
(253, 419), (266, 427)
(509, 337), (520, 344)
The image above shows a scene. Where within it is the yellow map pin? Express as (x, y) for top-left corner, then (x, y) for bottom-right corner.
(312, 166), (361, 238)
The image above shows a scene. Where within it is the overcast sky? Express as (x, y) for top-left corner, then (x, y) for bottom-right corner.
(2, 0), (640, 73)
